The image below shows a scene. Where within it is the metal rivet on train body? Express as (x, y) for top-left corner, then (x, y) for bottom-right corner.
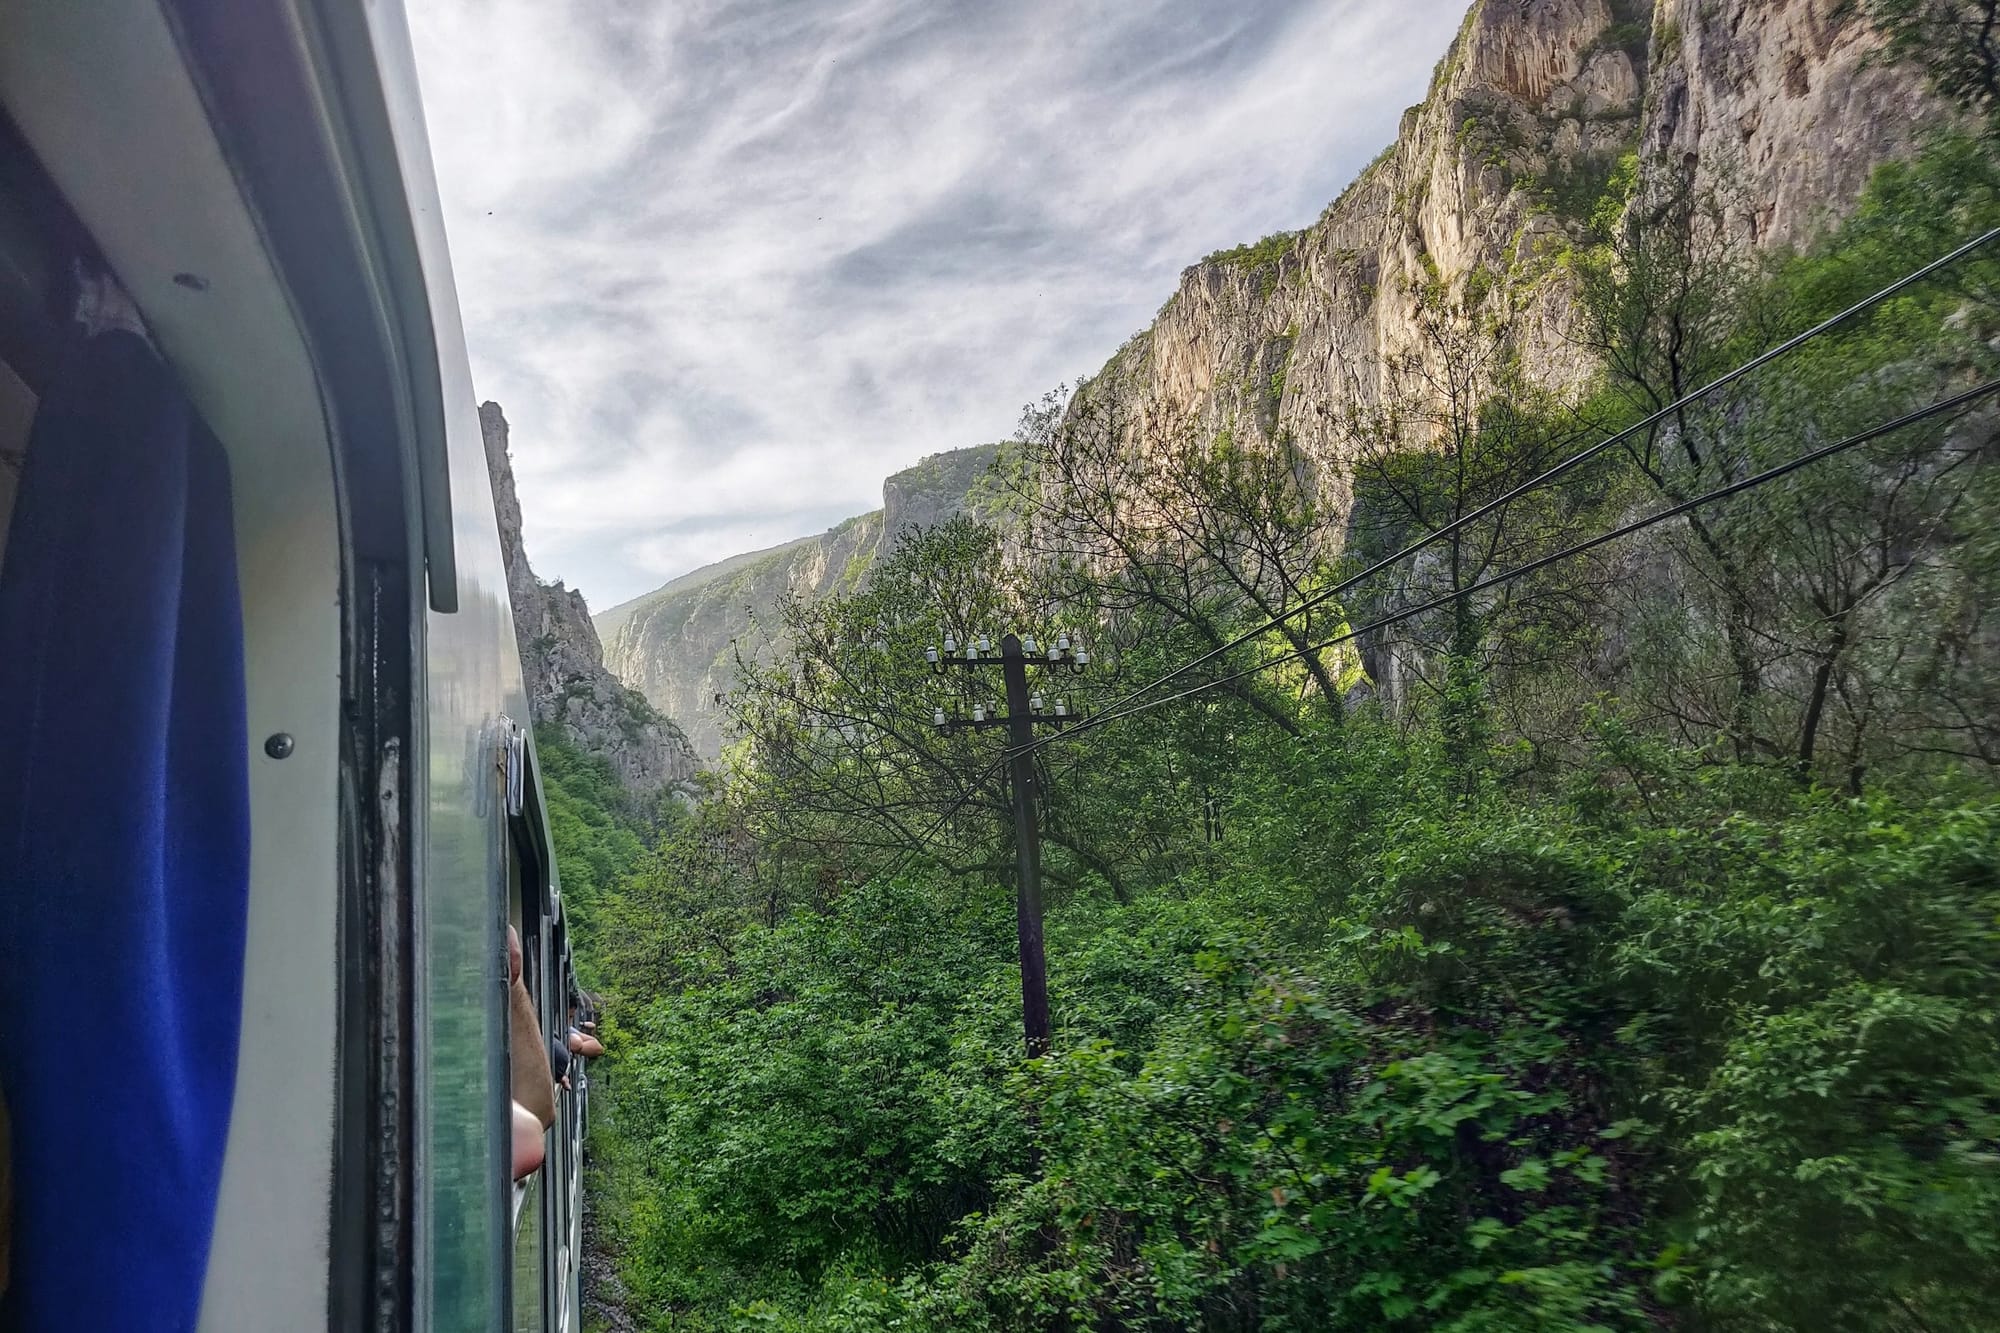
(264, 733), (295, 760)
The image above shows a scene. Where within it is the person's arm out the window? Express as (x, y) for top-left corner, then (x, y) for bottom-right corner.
(510, 1102), (545, 1181)
(506, 926), (556, 1130)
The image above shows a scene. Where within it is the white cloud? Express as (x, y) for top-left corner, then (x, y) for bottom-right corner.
(408, 0), (1470, 607)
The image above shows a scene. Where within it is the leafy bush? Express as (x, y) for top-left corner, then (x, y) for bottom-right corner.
(574, 711), (2000, 1329)
(918, 945), (1655, 1332)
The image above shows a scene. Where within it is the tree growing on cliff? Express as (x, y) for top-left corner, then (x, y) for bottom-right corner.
(1329, 274), (1607, 782)
(1006, 381), (1353, 737)
(1573, 174), (1780, 760)
(1861, 0), (2000, 126)
(1577, 140), (2000, 784)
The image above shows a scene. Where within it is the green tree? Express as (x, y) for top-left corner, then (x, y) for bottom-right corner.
(1861, 0), (2000, 125)
(1334, 275), (1603, 785)
(1008, 382), (1350, 737)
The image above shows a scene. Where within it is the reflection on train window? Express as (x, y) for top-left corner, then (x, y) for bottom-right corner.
(511, 1171), (545, 1333)
(0, 124), (56, 586)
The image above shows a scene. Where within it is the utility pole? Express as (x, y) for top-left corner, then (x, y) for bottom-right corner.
(928, 629), (1087, 1057)
(1000, 634), (1051, 1055)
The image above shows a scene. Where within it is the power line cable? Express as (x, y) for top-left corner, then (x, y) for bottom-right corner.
(875, 371), (1992, 887)
(1065, 226), (2000, 728)
(876, 756), (1008, 880)
(1034, 374), (2000, 750)
(881, 235), (2000, 873)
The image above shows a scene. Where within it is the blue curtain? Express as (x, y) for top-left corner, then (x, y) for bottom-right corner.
(0, 329), (251, 1331)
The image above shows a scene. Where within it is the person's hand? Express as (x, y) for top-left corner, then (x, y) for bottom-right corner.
(507, 924), (523, 986)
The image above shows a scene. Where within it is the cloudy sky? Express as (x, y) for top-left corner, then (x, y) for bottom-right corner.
(408, 0), (1468, 610)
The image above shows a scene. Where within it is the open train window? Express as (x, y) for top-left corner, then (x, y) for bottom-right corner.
(0, 100), (269, 1332)
(497, 723), (587, 1333)
(502, 725), (557, 1329)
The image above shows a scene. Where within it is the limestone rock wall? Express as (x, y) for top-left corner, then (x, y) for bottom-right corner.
(1644, 0), (1944, 248)
(481, 401), (701, 795)
(884, 442), (1003, 538)
(598, 443), (1001, 761)
(596, 514), (885, 762)
(593, 0), (1949, 757)
(1099, 0), (1937, 468)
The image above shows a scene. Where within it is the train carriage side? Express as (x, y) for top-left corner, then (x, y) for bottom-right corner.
(0, 1), (583, 1329)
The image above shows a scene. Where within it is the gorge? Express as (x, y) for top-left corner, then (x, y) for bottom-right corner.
(496, 2), (2000, 1328)
(590, 0), (1951, 763)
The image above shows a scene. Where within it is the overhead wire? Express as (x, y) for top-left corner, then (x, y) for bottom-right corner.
(1029, 374), (2000, 751)
(875, 755), (1009, 880)
(874, 230), (2000, 874)
(1061, 226), (2000, 730)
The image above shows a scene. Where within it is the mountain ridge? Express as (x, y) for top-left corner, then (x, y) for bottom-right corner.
(597, 442), (1003, 758)
(594, 0), (1945, 765)
(481, 401), (702, 796)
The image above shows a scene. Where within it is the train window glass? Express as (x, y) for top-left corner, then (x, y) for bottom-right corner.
(510, 1170), (546, 1333)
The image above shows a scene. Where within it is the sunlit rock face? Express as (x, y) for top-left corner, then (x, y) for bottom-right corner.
(481, 401), (700, 794)
(595, 516), (885, 764)
(1102, 0), (1936, 472)
(1062, 0), (1939, 711)
(1644, 0), (1943, 248)
(596, 443), (1001, 761)
(592, 0), (1945, 750)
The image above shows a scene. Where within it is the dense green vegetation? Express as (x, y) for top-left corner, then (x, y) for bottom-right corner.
(1862, 1), (1998, 121)
(1203, 232), (1299, 297)
(558, 729), (2000, 1331)
(552, 93), (2000, 1333)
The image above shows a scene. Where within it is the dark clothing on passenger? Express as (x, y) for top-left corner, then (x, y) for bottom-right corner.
(549, 1035), (570, 1085)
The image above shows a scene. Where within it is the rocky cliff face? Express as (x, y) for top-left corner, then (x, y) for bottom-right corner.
(595, 513), (884, 762)
(1645, 0), (1943, 248)
(481, 401), (701, 795)
(1098, 0), (1939, 468)
(594, 0), (1948, 755)
(598, 443), (1001, 760)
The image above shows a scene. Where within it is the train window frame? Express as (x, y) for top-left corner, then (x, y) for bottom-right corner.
(0, 4), (589, 1326)
(504, 734), (569, 1332)
(0, 14), (350, 1326)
